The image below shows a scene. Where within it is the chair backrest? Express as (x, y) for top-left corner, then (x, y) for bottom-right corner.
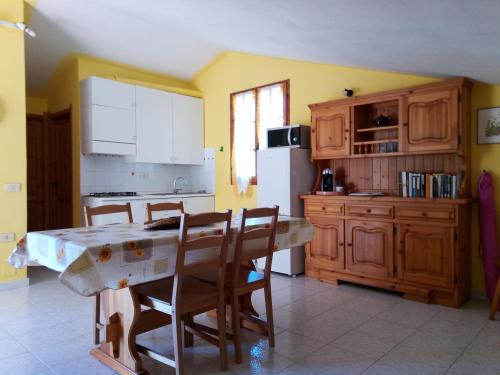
(233, 206), (279, 284)
(172, 210), (232, 307)
(146, 201), (184, 222)
(84, 203), (133, 227)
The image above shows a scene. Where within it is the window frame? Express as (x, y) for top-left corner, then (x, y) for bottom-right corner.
(230, 79), (290, 186)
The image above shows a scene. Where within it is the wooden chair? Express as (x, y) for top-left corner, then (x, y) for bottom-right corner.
(84, 203), (133, 226)
(489, 259), (500, 320)
(146, 201), (184, 222)
(228, 206), (279, 363)
(83, 203), (133, 345)
(132, 210), (232, 375)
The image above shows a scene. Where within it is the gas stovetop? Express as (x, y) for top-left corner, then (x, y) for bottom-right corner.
(87, 192), (138, 198)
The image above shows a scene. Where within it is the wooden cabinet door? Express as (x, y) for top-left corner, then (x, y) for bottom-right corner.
(405, 88), (458, 152)
(345, 220), (393, 279)
(311, 106), (350, 158)
(306, 216), (345, 271)
(397, 224), (454, 288)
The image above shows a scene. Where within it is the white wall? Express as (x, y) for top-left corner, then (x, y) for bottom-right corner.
(80, 148), (215, 194)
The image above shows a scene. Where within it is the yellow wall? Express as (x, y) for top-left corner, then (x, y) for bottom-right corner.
(45, 55), (199, 225)
(26, 95), (47, 114)
(470, 83), (500, 296)
(193, 52), (439, 211)
(0, 0), (27, 284)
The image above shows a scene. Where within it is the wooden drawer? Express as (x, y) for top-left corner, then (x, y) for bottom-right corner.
(346, 204), (393, 219)
(306, 201), (344, 216)
(396, 206), (455, 223)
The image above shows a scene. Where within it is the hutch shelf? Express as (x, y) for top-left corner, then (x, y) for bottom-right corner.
(302, 78), (473, 307)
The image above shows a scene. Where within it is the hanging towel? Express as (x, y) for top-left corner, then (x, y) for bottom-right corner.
(478, 171), (500, 303)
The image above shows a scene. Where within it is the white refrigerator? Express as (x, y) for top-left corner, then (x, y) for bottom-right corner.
(256, 148), (314, 275)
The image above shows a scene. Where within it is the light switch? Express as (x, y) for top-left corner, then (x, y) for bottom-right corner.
(4, 183), (21, 192)
(0, 233), (15, 242)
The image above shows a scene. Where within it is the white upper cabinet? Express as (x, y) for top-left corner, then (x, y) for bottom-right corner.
(80, 77), (136, 155)
(81, 76), (136, 109)
(134, 86), (173, 163)
(80, 76), (204, 163)
(133, 89), (204, 165)
(172, 94), (204, 165)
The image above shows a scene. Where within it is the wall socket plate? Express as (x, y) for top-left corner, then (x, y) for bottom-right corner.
(4, 183), (21, 192)
(0, 233), (15, 242)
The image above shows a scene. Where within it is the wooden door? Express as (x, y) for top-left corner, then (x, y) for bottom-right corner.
(404, 88), (458, 152)
(311, 105), (350, 158)
(397, 224), (454, 288)
(306, 216), (344, 271)
(345, 220), (393, 279)
(44, 110), (73, 230)
(27, 115), (46, 231)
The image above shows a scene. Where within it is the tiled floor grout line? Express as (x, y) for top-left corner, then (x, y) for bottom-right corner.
(441, 320), (490, 375)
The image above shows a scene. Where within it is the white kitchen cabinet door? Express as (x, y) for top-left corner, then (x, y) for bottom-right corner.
(134, 86), (174, 163)
(86, 105), (136, 144)
(183, 196), (215, 214)
(172, 94), (204, 165)
(81, 77), (136, 109)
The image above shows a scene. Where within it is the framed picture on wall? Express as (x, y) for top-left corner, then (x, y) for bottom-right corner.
(478, 107), (500, 144)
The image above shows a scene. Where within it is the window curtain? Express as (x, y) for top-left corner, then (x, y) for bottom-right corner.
(258, 83), (285, 149)
(233, 90), (256, 194)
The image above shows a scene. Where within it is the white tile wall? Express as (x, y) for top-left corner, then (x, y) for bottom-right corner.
(80, 148), (215, 195)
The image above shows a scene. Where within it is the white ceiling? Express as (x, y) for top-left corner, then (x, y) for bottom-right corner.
(25, 0), (500, 91)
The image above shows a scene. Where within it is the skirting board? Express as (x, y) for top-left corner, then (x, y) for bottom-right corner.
(0, 278), (29, 291)
(471, 291), (487, 301)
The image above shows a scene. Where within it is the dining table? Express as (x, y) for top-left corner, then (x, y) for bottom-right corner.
(9, 215), (313, 375)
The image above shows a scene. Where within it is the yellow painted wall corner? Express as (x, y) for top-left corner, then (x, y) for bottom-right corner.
(0, 0), (27, 283)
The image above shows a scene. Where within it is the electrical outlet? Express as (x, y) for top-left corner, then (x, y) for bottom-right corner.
(4, 183), (21, 192)
(0, 233), (15, 242)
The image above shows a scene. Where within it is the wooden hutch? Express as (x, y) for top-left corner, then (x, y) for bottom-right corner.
(301, 78), (473, 307)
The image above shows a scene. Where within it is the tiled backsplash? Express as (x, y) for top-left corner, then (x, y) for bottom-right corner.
(80, 148), (215, 195)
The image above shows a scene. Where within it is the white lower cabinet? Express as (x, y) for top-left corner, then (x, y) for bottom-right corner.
(183, 196), (215, 214)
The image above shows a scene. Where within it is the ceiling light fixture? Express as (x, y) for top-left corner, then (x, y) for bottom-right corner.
(0, 20), (36, 37)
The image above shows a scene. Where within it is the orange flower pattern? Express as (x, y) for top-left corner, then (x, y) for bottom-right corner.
(98, 244), (112, 262)
(118, 278), (128, 289)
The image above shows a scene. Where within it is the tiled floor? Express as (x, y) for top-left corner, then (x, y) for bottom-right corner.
(1, 267), (499, 375)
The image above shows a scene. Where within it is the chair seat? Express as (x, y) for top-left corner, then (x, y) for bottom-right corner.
(194, 266), (265, 291)
(134, 276), (219, 315)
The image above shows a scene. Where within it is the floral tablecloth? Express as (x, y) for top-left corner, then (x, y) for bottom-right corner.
(9, 216), (312, 297)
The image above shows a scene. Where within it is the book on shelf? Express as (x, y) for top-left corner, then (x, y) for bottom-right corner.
(398, 171), (462, 199)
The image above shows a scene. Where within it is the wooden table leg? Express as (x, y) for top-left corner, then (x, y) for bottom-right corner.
(90, 288), (147, 375)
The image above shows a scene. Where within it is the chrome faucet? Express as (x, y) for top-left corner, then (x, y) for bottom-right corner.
(173, 177), (186, 194)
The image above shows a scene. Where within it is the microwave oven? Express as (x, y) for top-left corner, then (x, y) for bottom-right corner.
(267, 125), (310, 148)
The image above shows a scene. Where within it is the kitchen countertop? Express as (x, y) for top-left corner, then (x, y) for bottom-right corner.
(82, 192), (215, 201)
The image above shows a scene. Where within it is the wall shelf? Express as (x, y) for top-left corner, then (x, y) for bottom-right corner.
(356, 125), (399, 133)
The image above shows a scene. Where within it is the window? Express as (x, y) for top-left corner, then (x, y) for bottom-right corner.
(230, 80), (289, 192)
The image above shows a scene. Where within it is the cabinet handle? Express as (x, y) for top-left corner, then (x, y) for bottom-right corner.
(339, 243), (344, 247)
(347, 243), (352, 247)
(366, 209), (372, 213)
(321, 206), (326, 210)
(421, 212), (427, 217)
